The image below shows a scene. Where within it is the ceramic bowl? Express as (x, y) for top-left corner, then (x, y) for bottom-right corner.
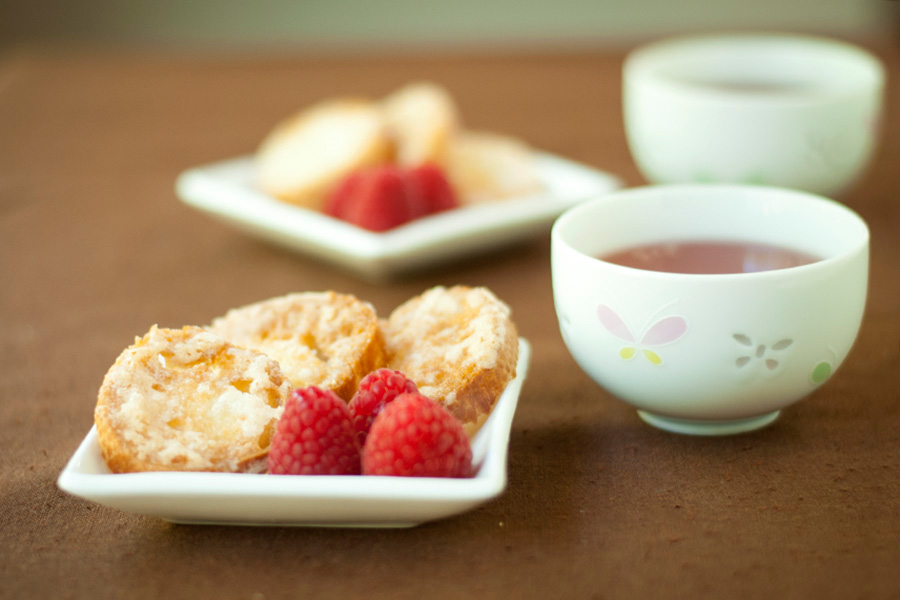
(551, 184), (869, 435)
(623, 33), (885, 197)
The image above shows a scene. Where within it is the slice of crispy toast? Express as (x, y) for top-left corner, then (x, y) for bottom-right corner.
(94, 326), (290, 473)
(382, 286), (518, 437)
(445, 130), (543, 204)
(381, 81), (459, 167)
(256, 99), (393, 209)
(209, 291), (387, 401)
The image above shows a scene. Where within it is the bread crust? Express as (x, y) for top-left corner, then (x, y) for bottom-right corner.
(382, 286), (518, 437)
(94, 326), (291, 474)
(209, 291), (387, 401)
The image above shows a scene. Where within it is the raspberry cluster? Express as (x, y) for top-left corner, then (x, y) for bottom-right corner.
(323, 164), (459, 232)
(268, 369), (472, 478)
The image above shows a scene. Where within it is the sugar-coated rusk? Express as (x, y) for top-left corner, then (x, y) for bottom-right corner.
(445, 130), (543, 204)
(209, 291), (386, 401)
(256, 99), (393, 209)
(382, 285), (518, 437)
(381, 82), (459, 167)
(94, 325), (291, 474)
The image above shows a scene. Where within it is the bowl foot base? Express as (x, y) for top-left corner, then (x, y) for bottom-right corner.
(636, 410), (780, 436)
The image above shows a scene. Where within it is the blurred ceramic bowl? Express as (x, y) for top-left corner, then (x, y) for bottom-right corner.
(623, 33), (885, 197)
(551, 184), (869, 435)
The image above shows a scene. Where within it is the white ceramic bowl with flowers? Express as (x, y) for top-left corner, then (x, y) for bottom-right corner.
(551, 184), (869, 435)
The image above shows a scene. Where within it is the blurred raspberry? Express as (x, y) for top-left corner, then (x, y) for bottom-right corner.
(323, 170), (365, 219)
(324, 166), (413, 232)
(405, 163), (459, 215)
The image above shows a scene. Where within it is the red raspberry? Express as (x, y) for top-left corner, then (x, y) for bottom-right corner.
(324, 166), (414, 232)
(405, 164), (459, 216)
(323, 170), (364, 219)
(348, 369), (418, 446)
(267, 386), (361, 475)
(362, 392), (472, 478)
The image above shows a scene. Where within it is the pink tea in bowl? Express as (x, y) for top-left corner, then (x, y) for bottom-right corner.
(600, 240), (820, 274)
(551, 184), (869, 435)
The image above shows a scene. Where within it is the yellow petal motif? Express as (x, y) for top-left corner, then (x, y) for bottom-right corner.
(642, 349), (662, 365)
(619, 347), (637, 360)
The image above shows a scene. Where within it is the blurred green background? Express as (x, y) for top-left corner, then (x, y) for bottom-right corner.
(2, 0), (898, 51)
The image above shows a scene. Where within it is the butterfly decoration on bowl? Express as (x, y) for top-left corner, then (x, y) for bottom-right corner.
(596, 304), (688, 365)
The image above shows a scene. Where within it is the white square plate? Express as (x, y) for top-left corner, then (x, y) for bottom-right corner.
(175, 154), (621, 280)
(57, 339), (530, 527)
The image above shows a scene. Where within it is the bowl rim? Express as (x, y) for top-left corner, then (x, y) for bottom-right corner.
(551, 183), (870, 282)
(623, 32), (885, 104)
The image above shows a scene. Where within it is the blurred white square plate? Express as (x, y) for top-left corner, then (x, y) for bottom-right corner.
(175, 154), (621, 280)
(57, 339), (530, 527)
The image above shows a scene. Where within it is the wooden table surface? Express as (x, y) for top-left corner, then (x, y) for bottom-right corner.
(2, 42), (898, 599)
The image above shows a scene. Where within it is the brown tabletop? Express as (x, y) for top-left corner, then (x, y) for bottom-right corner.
(2, 43), (898, 600)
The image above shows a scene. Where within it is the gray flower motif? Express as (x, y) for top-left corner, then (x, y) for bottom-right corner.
(734, 334), (793, 371)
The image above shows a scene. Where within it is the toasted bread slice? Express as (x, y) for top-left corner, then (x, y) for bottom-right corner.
(445, 130), (543, 204)
(94, 325), (291, 474)
(383, 286), (518, 437)
(381, 82), (459, 166)
(256, 99), (393, 209)
(209, 291), (386, 401)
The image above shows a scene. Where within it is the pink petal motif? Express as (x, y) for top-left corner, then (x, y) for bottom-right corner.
(641, 316), (688, 346)
(596, 304), (635, 343)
